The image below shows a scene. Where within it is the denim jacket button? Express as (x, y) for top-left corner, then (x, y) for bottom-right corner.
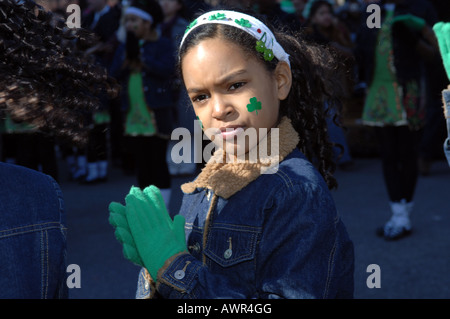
(191, 242), (200, 253)
(174, 270), (185, 280)
(224, 249), (233, 259)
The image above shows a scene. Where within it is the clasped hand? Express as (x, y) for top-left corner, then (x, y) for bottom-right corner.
(109, 185), (187, 280)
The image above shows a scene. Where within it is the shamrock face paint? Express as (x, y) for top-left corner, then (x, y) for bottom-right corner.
(247, 97), (262, 115)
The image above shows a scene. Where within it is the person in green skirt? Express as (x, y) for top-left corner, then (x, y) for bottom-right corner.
(356, 0), (439, 240)
(109, 0), (176, 208)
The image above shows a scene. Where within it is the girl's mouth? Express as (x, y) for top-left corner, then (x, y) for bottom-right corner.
(220, 126), (245, 140)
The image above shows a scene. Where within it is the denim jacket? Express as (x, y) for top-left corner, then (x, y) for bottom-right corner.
(109, 36), (176, 136)
(136, 117), (354, 299)
(0, 163), (68, 298)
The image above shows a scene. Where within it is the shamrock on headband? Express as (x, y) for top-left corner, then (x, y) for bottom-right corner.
(180, 10), (290, 67)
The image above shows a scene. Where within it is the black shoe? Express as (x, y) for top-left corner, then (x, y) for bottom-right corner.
(80, 176), (100, 185)
(97, 176), (108, 183)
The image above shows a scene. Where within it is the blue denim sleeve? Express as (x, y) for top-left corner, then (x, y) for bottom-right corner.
(0, 164), (68, 298)
(256, 181), (351, 298)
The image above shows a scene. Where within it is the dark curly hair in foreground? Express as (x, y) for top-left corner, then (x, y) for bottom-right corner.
(178, 13), (344, 190)
(0, 0), (118, 144)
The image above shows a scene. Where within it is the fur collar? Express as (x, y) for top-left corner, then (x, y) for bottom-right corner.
(181, 116), (300, 199)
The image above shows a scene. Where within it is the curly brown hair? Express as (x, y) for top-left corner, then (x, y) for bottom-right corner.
(0, 0), (118, 144)
(178, 13), (343, 189)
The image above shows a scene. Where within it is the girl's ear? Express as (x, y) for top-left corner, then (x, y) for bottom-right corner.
(275, 61), (292, 101)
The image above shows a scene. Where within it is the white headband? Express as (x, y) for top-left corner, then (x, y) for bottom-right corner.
(180, 10), (290, 67)
(124, 6), (153, 23)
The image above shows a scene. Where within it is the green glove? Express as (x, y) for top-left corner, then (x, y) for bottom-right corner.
(433, 22), (450, 82)
(122, 186), (187, 280)
(109, 201), (144, 267)
(392, 14), (425, 31)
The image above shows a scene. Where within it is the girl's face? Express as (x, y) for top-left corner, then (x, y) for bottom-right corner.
(311, 4), (333, 28)
(181, 37), (291, 156)
(124, 14), (151, 39)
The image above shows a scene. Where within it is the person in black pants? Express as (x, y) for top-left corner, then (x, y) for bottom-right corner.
(355, 0), (439, 240)
(374, 126), (421, 237)
(80, 0), (122, 183)
(109, 0), (175, 207)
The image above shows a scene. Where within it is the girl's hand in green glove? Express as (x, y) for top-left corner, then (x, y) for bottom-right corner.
(392, 14), (425, 31)
(109, 201), (144, 267)
(115, 186), (187, 280)
(433, 22), (450, 82)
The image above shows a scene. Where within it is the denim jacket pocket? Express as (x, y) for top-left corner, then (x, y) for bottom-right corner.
(203, 223), (260, 267)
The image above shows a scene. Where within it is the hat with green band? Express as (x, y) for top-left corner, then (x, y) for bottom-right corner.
(179, 10), (291, 68)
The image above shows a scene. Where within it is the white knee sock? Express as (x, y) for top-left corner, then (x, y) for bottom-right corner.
(85, 162), (98, 182)
(388, 199), (412, 231)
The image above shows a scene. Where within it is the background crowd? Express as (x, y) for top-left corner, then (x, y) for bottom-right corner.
(1, 0), (448, 186)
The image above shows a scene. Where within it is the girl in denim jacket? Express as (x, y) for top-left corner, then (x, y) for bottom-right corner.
(110, 9), (355, 299)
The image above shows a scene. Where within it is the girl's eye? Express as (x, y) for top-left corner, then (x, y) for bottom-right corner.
(229, 82), (246, 91)
(192, 94), (209, 103)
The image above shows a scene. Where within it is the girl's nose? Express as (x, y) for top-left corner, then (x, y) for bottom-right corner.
(211, 95), (234, 120)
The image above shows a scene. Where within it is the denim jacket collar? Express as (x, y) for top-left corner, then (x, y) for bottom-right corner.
(181, 116), (300, 199)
